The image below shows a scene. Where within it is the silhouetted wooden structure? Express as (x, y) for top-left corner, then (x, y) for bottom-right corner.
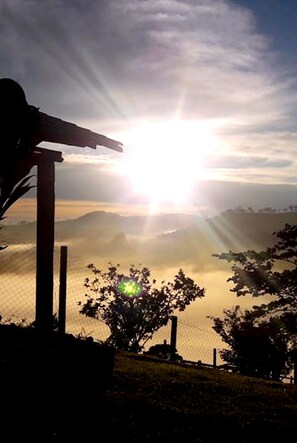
(34, 147), (63, 336)
(170, 316), (178, 361)
(58, 245), (68, 334)
(0, 78), (123, 337)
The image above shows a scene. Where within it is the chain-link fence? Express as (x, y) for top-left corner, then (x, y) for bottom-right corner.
(145, 318), (224, 365)
(0, 243), (225, 365)
(2, 241), (296, 384)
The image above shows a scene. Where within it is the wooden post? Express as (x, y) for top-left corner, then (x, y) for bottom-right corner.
(58, 245), (68, 334)
(213, 348), (217, 368)
(34, 148), (63, 337)
(35, 159), (55, 336)
(294, 360), (297, 385)
(170, 316), (178, 361)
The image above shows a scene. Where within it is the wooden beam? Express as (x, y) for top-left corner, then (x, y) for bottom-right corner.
(33, 146), (64, 164)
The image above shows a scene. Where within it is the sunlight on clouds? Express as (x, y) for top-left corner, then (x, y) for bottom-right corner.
(115, 119), (224, 206)
(2, 1), (297, 218)
(3, 0), (297, 193)
(62, 152), (115, 168)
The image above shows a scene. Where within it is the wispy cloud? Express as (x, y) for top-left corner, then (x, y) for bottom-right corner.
(1, 0), (297, 206)
(2, 0), (296, 121)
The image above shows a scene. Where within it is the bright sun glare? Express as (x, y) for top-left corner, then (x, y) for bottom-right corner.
(117, 120), (217, 206)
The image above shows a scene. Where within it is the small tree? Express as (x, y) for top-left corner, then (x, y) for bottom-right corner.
(209, 306), (291, 380)
(213, 223), (297, 325)
(212, 223), (297, 378)
(78, 263), (205, 353)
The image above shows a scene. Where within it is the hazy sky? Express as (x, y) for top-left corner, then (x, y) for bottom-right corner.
(2, 0), (297, 218)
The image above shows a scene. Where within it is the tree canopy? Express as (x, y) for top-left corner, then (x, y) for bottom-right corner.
(209, 306), (292, 380)
(213, 224), (297, 321)
(212, 223), (297, 378)
(78, 263), (205, 353)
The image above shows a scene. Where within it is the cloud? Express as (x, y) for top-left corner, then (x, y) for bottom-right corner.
(206, 154), (292, 170)
(2, 0), (296, 124)
(2, 0), (297, 205)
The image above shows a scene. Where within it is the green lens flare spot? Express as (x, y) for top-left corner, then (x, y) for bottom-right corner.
(118, 279), (142, 298)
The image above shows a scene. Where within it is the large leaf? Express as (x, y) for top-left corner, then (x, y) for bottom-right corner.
(0, 174), (35, 220)
(0, 173), (35, 250)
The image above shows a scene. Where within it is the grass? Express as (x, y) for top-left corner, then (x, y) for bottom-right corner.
(65, 351), (297, 442)
(2, 326), (297, 442)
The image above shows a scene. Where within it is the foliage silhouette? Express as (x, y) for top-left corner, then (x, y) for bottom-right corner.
(209, 306), (291, 380)
(0, 78), (36, 249)
(0, 174), (34, 249)
(78, 263), (205, 353)
(213, 223), (297, 377)
(213, 224), (297, 317)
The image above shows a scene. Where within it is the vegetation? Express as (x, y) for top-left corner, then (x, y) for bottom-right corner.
(54, 351), (297, 442)
(224, 205), (297, 214)
(0, 77), (35, 248)
(2, 326), (297, 441)
(209, 306), (291, 380)
(0, 105), (35, 249)
(78, 263), (205, 353)
(212, 223), (297, 377)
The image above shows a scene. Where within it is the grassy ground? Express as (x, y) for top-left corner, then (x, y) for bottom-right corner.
(2, 337), (297, 442)
(62, 351), (297, 443)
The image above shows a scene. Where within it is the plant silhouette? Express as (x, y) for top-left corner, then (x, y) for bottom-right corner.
(79, 263), (205, 353)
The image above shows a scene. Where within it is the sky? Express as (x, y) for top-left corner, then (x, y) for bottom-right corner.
(2, 0), (297, 219)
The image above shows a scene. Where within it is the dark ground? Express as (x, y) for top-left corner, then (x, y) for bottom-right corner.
(1, 325), (297, 442)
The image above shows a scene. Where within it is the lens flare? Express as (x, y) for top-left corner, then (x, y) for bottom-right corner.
(118, 278), (142, 298)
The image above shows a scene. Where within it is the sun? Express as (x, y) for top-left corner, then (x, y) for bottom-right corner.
(116, 119), (217, 206)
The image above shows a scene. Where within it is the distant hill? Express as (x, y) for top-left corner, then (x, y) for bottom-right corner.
(207, 210), (297, 250)
(0, 211), (197, 245)
(2, 210), (297, 254)
(156, 210), (297, 257)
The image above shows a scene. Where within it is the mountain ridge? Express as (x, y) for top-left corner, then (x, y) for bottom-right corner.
(2, 210), (297, 252)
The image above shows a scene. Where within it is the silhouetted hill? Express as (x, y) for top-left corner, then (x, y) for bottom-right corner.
(208, 210), (297, 250)
(157, 210), (297, 255)
(2, 210), (297, 255)
(0, 211), (197, 245)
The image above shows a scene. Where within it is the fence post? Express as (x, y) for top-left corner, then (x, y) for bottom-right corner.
(213, 348), (217, 368)
(294, 359), (297, 385)
(58, 245), (68, 334)
(170, 316), (178, 361)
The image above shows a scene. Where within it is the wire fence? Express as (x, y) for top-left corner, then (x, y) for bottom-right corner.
(1, 242), (296, 382)
(0, 243), (224, 365)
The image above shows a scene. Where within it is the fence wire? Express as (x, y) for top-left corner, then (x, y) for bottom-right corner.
(0, 244), (224, 365)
